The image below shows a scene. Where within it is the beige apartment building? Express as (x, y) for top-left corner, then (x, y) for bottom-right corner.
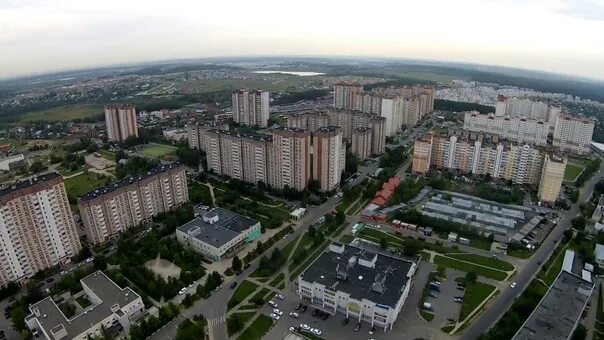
(312, 126), (345, 192)
(0, 173), (81, 286)
(270, 127), (312, 191)
(538, 154), (567, 204)
(552, 114), (595, 155)
(334, 82), (363, 110)
(78, 162), (189, 245)
(104, 105), (138, 142)
(286, 111), (330, 131)
(352, 127), (373, 160)
(412, 132), (553, 186)
(186, 121), (229, 151)
(232, 89), (270, 127)
(463, 111), (550, 147)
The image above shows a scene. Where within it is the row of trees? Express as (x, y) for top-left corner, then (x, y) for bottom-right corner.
(129, 303), (181, 340)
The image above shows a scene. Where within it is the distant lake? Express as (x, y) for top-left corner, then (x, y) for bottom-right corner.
(252, 71), (325, 76)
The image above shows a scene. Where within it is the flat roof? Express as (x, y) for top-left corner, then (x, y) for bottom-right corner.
(513, 271), (594, 340)
(179, 207), (258, 248)
(78, 162), (183, 202)
(28, 271), (140, 339)
(0, 172), (61, 198)
(300, 242), (415, 307)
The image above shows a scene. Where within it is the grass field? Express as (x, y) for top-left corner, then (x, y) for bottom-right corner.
(64, 172), (111, 198)
(227, 312), (256, 336)
(20, 104), (104, 122)
(448, 254), (514, 271)
(98, 149), (116, 161)
(434, 256), (508, 280)
(139, 143), (177, 157)
(541, 245), (566, 285)
(238, 314), (273, 340)
(227, 280), (258, 310)
(268, 273), (285, 288)
(460, 282), (496, 320)
(506, 248), (533, 259)
(564, 163), (584, 182)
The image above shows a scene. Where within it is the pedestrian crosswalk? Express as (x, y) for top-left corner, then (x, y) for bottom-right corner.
(209, 315), (226, 327)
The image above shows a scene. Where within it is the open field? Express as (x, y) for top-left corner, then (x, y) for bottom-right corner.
(448, 254), (514, 271)
(434, 255), (508, 280)
(227, 280), (259, 310)
(180, 76), (325, 94)
(564, 163), (584, 182)
(64, 172), (111, 198)
(138, 143), (177, 157)
(20, 104), (104, 122)
(237, 314), (273, 340)
(460, 281), (497, 319)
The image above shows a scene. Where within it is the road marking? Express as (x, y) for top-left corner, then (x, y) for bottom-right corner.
(209, 315), (226, 326)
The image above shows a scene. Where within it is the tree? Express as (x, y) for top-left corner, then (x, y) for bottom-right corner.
(307, 225), (316, 238)
(86, 143), (99, 153)
(571, 215), (586, 230)
(335, 211), (346, 225)
(93, 256), (107, 271)
(379, 237), (388, 250)
(29, 161), (46, 173)
(232, 255), (242, 273)
(465, 271), (478, 284)
(572, 324), (587, 340)
(226, 313), (244, 335)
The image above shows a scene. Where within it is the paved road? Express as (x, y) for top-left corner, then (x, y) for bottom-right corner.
(461, 162), (604, 339)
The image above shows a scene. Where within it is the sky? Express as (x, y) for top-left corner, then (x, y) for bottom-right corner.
(1, 0), (604, 80)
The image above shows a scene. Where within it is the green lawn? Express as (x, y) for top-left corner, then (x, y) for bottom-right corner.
(138, 143), (177, 157)
(227, 312), (257, 336)
(75, 296), (91, 308)
(434, 256), (508, 280)
(227, 280), (259, 310)
(420, 310), (435, 322)
(64, 172), (111, 198)
(268, 273), (285, 288)
(460, 282), (496, 319)
(238, 314), (273, 340)
(20, 104), (104, 122)
(506, 248), (533, 259)
(251, 288), (270, 303)
(98, 149), (116, 161)
(447, 254), (514, 271)
(339, 235), (355, 244)
(469, 239), (492, 251)
(298, 330), (325, 340)
(281, 236), (299, 260)
(564, 163), (584, 182)
(541, 245), (567, 285)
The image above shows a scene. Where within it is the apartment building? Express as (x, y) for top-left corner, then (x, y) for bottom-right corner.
(271, 127), (312, 191)
(26, 271), (145, 340)
(104, 105), (138, 142)
(78, 162), (189, 245)
(552, 114), (595, 155)
(186, 121), (229, 151)
(538, 154), (567, 204)
(412, 132), (549, 185)
(0, 173), (81, 286)
(297, 242), (417, 332)
(334, 82), (363, 110)
(286, 111), (330, 131)
(232, 89), (270, 127)
(352, 127), (373, 160)
(495, 95), (562, 133)
(463, 111), (549, 146)
(312, 126), (346, 192)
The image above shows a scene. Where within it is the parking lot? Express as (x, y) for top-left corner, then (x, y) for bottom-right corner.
(423, 269), (464, 326)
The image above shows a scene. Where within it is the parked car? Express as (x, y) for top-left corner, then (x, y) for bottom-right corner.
(510, 282), (517, 288)
(289, 312), (299, 318)
(312, 309), (319, 316)
(273, 308), (283, 316)
(301, 305), (308, 313)
(300, 324), (311, 331)
(369, 327), (376, 335)
(179, 287), (187, 295)
(268, 300), (278, 308)
(342, 318), (350, 326)
(289, 326), (295, 332)
(230, 281), (238, 289)
(276, 294), (285, 300)
(244, 263), (251, 269)
(354, 323), (361, 332)
(269, 313), (280, 321)
(310, 328), (322, 336)
(321, 312), (329, 320)
(85, 257), (93, 263)
(295, 303), (302, 310)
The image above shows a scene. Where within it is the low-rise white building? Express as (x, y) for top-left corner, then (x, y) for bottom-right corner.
(296, 242), (417, 331)
(25, 271), (145, 340)
(176, 206), (261, 261)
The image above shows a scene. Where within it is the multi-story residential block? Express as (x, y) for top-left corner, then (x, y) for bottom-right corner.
(286, 111), (330, 131)
(552, 114), (595, 155)
(176, 206), (261, 261)
(78, 162), (189, 245)
(104, 105), (138, 142)
(186, 121), (229, 151)
(352, 127), (373, 160)
(0, 173), (81, 286)
(232, 89), (270, 127)
(334, 82), (363, 110)
(463, 111), (549, 146)
(538, 154), (567, 204)
(312, 126), (346, 192)
(26, 271), (145, 340)
(495, 95), (562, 132)
(297, 242), (417, 331)
(412, 132), (551, 186)
(271, 127), (312, 191)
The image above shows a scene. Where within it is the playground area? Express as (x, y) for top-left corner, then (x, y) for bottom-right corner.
(144, 257), (182, 281)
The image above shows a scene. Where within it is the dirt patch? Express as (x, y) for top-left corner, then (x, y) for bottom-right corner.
(144, 258), (182, 281)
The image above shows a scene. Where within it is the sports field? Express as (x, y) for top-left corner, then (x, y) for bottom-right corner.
(20, 104), (104, 122)
(64, 172), (111, 198)
(563, 163), (584, 182)
(139, 143), (177, 157)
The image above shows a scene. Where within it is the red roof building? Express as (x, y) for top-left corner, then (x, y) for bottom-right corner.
(371, 176), (402, 206)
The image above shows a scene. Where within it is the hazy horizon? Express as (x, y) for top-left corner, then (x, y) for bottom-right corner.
(2, 0), (604, 80)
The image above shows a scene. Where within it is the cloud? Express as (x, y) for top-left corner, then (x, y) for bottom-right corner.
(560, 0), (604, 21)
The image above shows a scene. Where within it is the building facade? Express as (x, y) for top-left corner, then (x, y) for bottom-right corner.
(0, 173), (81, 286)
(463, 111), (549, 146)
(232, 89), (270, 127)
(78, 162), (189, 245)
(312, 126), (345, 192)
(334, 82), (363, 110)
(186, 121), (229, 151)
(352, 127), (373, 160)
(538, 154), (567, 204)
(552, 114), (595, 155)
(271, 127), (312, 191)
(104, 105), (138, 142)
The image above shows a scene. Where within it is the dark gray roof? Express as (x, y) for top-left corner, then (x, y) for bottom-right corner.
(207, 129), (272, 142)
(27, 271), (140, 339)
(513, 270), (594, 340)
(0, 172), (61, 198)
(193, 206), (258, 233)
(300, 243), (414, 307)
(315, 126), (340, 133)
(179, 206), (259, 248)
(78, 162), (183, 202)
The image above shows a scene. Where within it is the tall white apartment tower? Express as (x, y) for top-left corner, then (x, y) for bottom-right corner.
(0, 173), (81, 286)
(105, 105), (139, 142)
(232, 89), (270, 127)
(538, 154), (567, 204)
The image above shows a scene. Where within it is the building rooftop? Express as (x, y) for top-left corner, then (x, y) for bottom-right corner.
(27, 271), (140, 340)
(78, 162), (183, 202)
(513, 271), (594, 340)
(315, 126), (340, 133)
(179, 206), (259, 248)
(595, 244), (604, 262)
(0, 172), (61, 199)
(208, 129), (272, 142)
(300, 242), (415, 307)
